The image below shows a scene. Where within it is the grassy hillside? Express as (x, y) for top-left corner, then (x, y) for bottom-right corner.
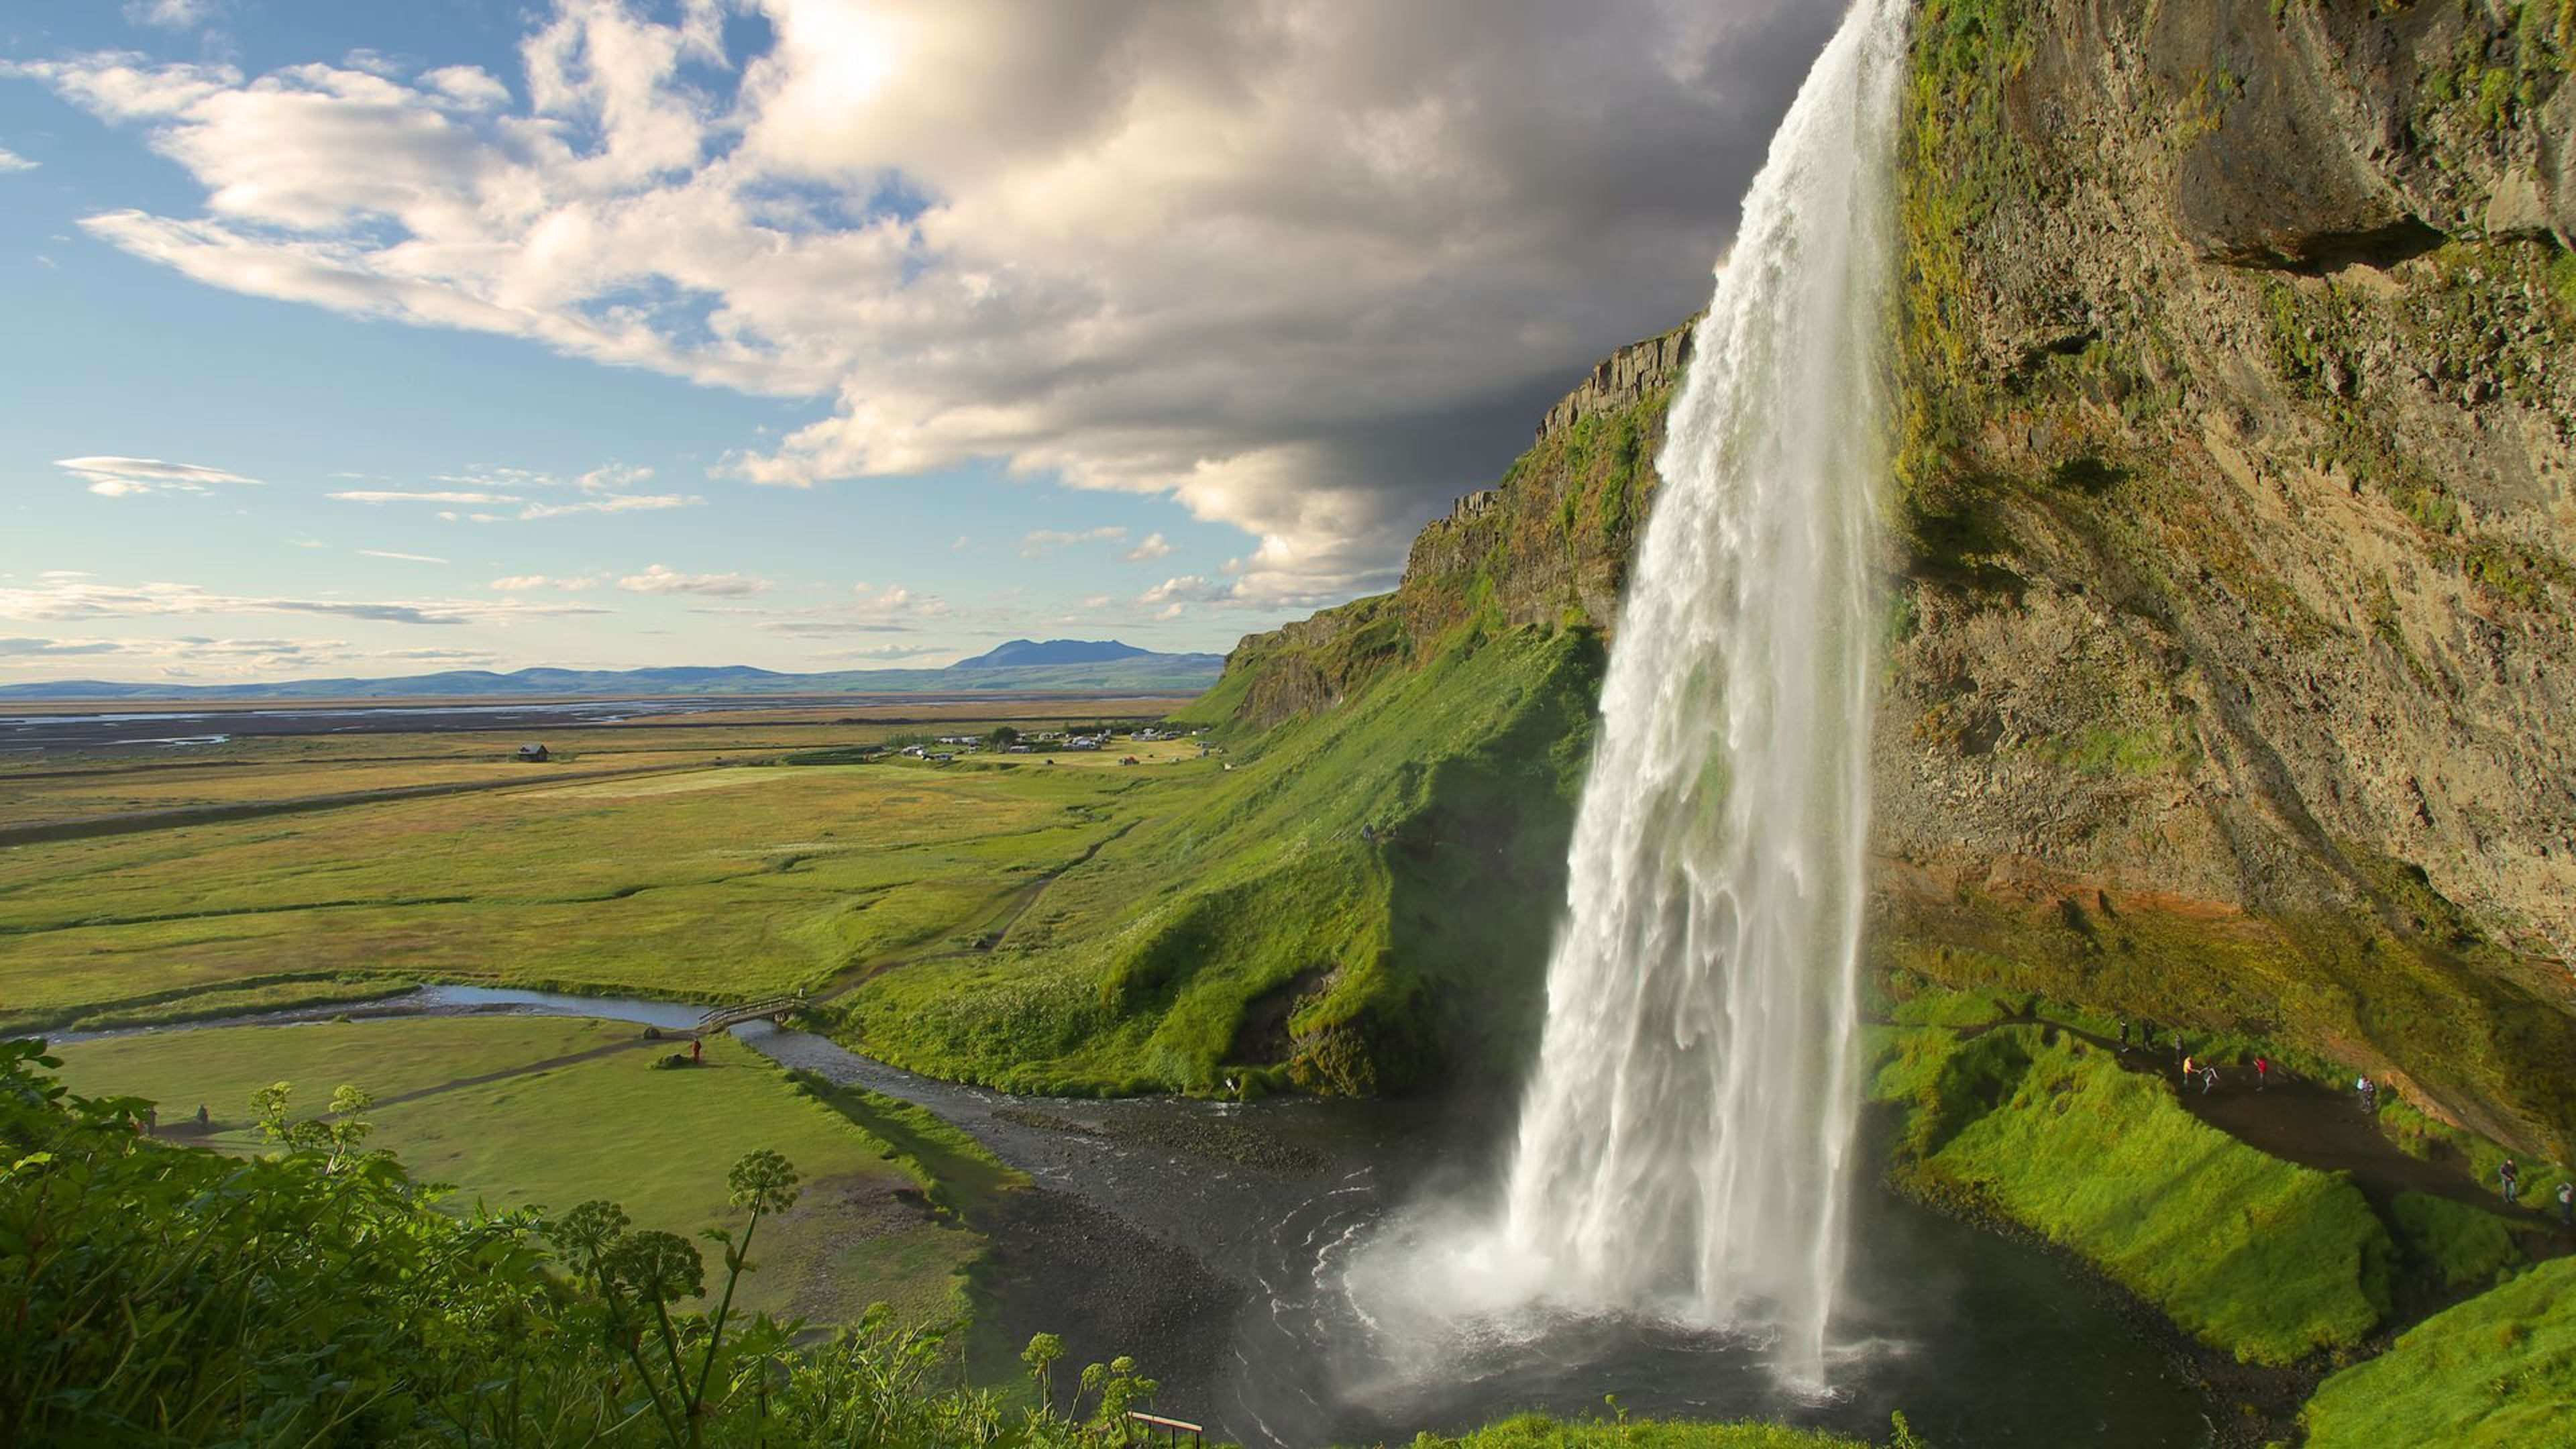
(830, 623), (1604, 1095)
(2301, 1256), (2576, 1448)
(1874, 1019), (2391, 1365)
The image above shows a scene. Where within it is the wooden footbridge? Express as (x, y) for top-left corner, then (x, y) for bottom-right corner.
(694, 994), (806, 1036)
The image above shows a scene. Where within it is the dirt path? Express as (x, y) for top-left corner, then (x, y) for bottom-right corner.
(360, 1034), (665, 1110)
(2031, 1018), (2575, 1249)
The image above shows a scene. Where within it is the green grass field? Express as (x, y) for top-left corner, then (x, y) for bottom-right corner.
(0, 755), (1215, 1030)
(50, 1016), (987, 1324)
(2301, 1256), (2576, 1447)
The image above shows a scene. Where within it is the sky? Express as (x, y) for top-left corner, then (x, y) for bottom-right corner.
(0, 0), (1833, 684)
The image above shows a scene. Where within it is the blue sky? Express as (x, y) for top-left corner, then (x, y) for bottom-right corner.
(0, 0), (1824, 684)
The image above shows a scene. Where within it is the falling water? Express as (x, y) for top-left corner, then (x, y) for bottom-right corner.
(1492, 0), (1908, 1387)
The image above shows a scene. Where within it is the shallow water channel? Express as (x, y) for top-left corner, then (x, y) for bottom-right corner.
(75, 986), (2214, 1446)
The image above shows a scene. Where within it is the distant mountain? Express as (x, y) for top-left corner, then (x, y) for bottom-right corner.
(0, 651), (1226, 703)
(949, 639), (1155, 670)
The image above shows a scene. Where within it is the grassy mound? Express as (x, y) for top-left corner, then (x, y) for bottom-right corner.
(1876, 1024), (2390, 1364)
(835, 624), (1603, 1095)
(2302, 1256), (2576, 1447)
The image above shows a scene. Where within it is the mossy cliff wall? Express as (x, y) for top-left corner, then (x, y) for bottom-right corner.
(1210, 0), (2576, 1154)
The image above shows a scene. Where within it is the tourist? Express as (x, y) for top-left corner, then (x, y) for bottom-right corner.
(2116, 1018), (2129, 1051)
(2500, 1159), (2520, 1203)
(2254, 1056), (2269, 1091)
(2558, 1180), (2573, 1227)
(2181, 1054), (2195, 1087)
(690, 1037), (702, 1063)
(2356, 1075), (2376, 1113)
(2200, 1065), (2217, 1095)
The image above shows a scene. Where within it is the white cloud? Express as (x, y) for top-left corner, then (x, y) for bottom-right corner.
(576, 463), (653, 492)
(335, 464), (689, 519)
(123, 0), (213, 31)
(332, 489), (522, 504)
(490, 574), (598, 591)
(0, 576), (604, 627)
(10, 1), (1831, 603)
(1020, 525), (1126, 559)
(519, 493), (700, 518)
(824, 643), (950, 663)
(1122, 531), (1172, 562)
(56, 455), (262, 496)
(358, 549), (448, 564)
(0, 635), (125, 657)
(0, 146), (36, 172)
(692, 582), (945, 638)
(617, 564), (768, 597)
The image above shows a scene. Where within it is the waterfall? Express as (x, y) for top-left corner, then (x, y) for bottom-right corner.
(1493, 0), (1907, 1386)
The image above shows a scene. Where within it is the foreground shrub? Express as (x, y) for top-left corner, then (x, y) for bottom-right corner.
(0, 1038), (1146, 1446)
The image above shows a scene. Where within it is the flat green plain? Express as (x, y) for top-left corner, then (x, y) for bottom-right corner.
(50, 1016), (980, 1324)
(0, 753), (1224, 1028)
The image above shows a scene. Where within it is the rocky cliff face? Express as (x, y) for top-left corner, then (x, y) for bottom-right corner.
(1884, 0), (2576, 1159)
(1218, 320), (1690, 730)
(1209, 0), (2576, 1157)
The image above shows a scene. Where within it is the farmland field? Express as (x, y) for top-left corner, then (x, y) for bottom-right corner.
(0, 700), (1210, 1032)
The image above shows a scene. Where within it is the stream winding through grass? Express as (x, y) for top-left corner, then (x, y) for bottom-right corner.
(73, 985), (2214, 1446)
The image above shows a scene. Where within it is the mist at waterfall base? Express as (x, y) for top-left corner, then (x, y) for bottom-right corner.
(1344, 0), (1908, 1403)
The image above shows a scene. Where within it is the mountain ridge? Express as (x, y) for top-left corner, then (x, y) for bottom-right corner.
(0, 649), (1223, 703)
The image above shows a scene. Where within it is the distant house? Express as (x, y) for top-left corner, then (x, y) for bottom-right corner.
(515, 744), (551, 762)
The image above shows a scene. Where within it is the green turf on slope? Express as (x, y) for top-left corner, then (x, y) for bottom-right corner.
(2301, 1256), (2576, 1447)
(834, 623), (1603, 1095)
(1876, 1024), (2390, 1364)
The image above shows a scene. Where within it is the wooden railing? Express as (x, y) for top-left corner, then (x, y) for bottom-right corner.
(694, 994), (805, 1034)
(1124, 1411), (1204, 1445)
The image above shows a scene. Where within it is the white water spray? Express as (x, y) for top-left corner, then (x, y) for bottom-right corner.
(1487, 0), (1908, 1387)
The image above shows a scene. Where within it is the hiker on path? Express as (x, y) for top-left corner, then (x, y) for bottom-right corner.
(2500, 1159), (2520, 1203)
(2356, 1075), (2377, 1114)
(690, 1037), (702, 1063)
(2254, 1057), (2269, 1091)
(2117, 1019), (2129, 1051)
(2182, 1055), (2196, 1087)
(2200, 1065), (2218, 1095)
(2558, 1181), (2573, 1226)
